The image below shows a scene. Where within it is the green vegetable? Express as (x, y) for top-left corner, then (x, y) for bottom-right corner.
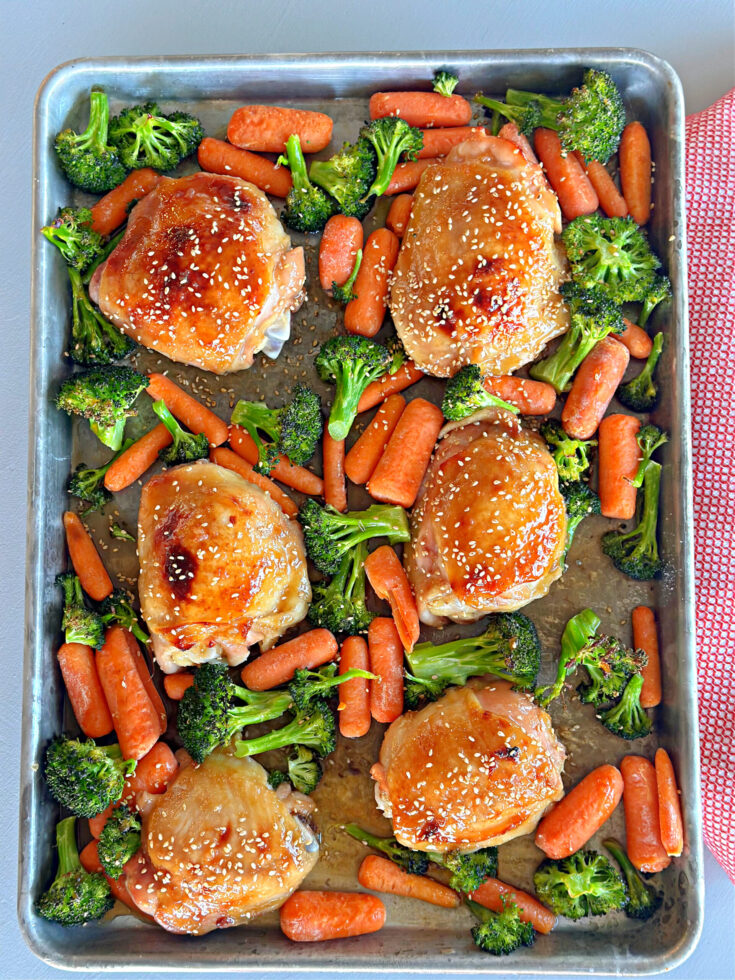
(56, 365), (147, 451)
(576, 635), (647, 707)
(97, 803), (141, 878)
(278, 134), (336, 232)
(109, 523), (135, 542)
(630, 424), (668, 488)
(288, 663), (375, 714)
(597, 672), (652, 740)
(285, 745), (323, 795)
(441, 364), (519, 421)
(54, 90), (127, 193)
(109, 101), (203, 171)
(617, 332), (664, 413)
(151, 399), (209, 465)
(36, 817), (113, 925)
(540, 420), (596, 484)
(331, 249), (362, 305)
(233, 699), (336, 759)
(230, 385), (323, 474)
(343, 824), (430, 875)
(562, 215), (661, 304)
(433, 70), (459, 97)
(466, 897), (535, 955)
(43, 737), (136, 818)
(603, 838), (662, 920)
(533, 850), (628, 919)
(98, 588), (150, 646)
(360, 118), (424, 199)
(56, 571), (105, 649)
(298, 498), (410, 576)
(40, 207), (106, 274)
(308, 540), (374, 635)
(638, 274), (672, 327)
(68, 440), (134, 514)
(67, 267), (137, 366)
(602, 459), (663, 580)
(309, 139), (377, 220)
(316, 335), (393, 441)
(561, 480), (601, 561)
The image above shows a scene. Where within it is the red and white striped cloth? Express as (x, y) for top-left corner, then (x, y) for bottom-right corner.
(685, 88), (735, 883)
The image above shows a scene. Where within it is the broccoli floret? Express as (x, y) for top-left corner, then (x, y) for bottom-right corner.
(109, 522), (135, 542)
(466, 897), (536, 956)
(403, 672), (450, 709)
(602, 460), (663, 580)
(597, 672), (651, 739)
(316, 335), (393, 441)
(533, 850), (628, 919)
(360, 118), (424, 199)
(286, 745), (323, 795)
(44, 737), (136, 818)
(344, 824), (431, 876)
(308, 540), (374, 635)
(298, 498), (410, 575)
(54, 90), (127, 193)
(441, 365), (520, 421)
(36, 817), (113, 926)
(56, 365), (147, 451)
(68, 440), (134, 514)
(81, 228), (126, 286)
(278, 134), (336, 233)
(405, 612), (541, 698)
(617, 333), (664, 413)
(474, 94), (544, 138)
(385, 334), (408, 374)
(427, 847), (499, 893)
(433, 70), (459, 97)
(234, 699), (336, 759)
(98, 588), (150, 646)
(67, 268), (137, 366)
(576, 635), (647, 707)
(309, 139), (377, 220)
(151, 399), (209, 465)
(41, 207), (106, 274)
(540, 419), (596, 482)
(56, 572), (105, 649)
(630, 424), (668, 488)
(109, 102), (203, 171)
(288, 662), (375, 714)
(638, 275), (672, 328)
(563, 216), (661, 304)
(603, 838), (662, 920)
(230, 384), (322, 473)
(561, 480), (601, 560)
(267, 769), (290, 789)
(97, 803), (141, 879)
(331, 249), (363, 305)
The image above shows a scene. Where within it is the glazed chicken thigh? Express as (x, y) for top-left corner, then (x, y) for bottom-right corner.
(389, 132), (569, 377)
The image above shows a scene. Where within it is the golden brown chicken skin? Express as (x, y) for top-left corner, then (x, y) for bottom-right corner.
(89, 172), (305, 374)
(138, 461), (311, 672)
(389, 133), (569, 377)
(404, 409), (567, 626)
(371, 679), (565, 852)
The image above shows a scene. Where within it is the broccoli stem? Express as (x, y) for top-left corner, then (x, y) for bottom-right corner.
(505, 88), (562, 125)
(233, 714), (316, 758)
(535, 609), (601, 706)
(283, 134), (309, 193)
(332, 249), (362, 304)
(56, 816), (82, 877)
(81, 228), (126, 285)
(327, 365), (375, 441)
(84, 91), (113, 154)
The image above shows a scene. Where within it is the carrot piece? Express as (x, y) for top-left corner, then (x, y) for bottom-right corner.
(338, 636), (371, 738)
(535, 764), (624, 859)
(197, 136), (292, 197)
(618, 318), (654, 359)
(319, 215), (363, 293)
(57, 642), (114, 738)
(385, 194), (413, 237)
(573, 152), (627, 218)
(146, 373), (228, 447)
(367, 397), (443, 508)
(280, 890), (385, 942)
(533, 128), (599, 221)
(358, 854), (459, 908)
(369, 91), (472, 129)
(364, 545), (420, 653)
(655, 748), (684, 857)
(120, 629), (167, 737)
(619, 121), (652, 225)
(96, 626), (161, 761)
(345, 394), (406, 484)
(63, 511), (113, 601)
(368, 617), (404, 723)
(633, 606), (662, 709)
(385, 158), (440, 195)
(134, 741), (179, 794)
(88, 805), (113, 839)
(323, 430), (347, 512)
(90, 169), (160, 235)
(210, 446), (298, 517)
(80, 839), (104, 874)
(417, 126), (483, 158)
(103, 424), (171, 492)
(471, 878), (557, 934)
(104, 867), (155, 921)
(498, 122), (539, 164)
(484, 376), (556, 416)
(229, 425), (324, 496)
(227, 105), (333, 154)
(598, 414), (641, 519)
(357, 362), (425, 413)
(241, 629), (339, 691)
(163, 672), (195, 701)
(561, 335), (630, 440)
(620, 755), (671, 873)
(344, 228), (400, 338)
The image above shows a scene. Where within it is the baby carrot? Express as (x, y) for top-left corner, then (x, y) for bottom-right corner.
(80, 838), (104, 874)
(484, 376), (556, 415)
(280, 891), (385, 942)
(385, 158), (440, 195)
(620, 755), (671, 873)
(358, 854), (460, 908)
(323, 430), (347, 512)
(344, 228), (400, 338)
(367, 397), (443, 508)
(655, 748), (684, 857)
(338, 636), (371, 738)
(533, 128), (599, 221)
(369, 91), (472, 128)
(227, 105), (333, 154)
(417, 126), (482, 158)
(88, 806), (113, 839)
(385, 194), (413, 237)
(90, 169), (160, 235)
(619, 121), (652, 225)
(134, 741), (179, 795)
(104, 424), (171, 492)
(146, 373), (228, 447)
(357, 362), (425, 412)
(364, 545), (420, 653)
(368, 617), (404, 723)
(618, 318), (653, 359)
(96, 626), (161, 761)
(573, 152), (628, 218)
(121, 629), (167, 737)
(241, 629), (339, 691)
(163, 672), (195, 701)
(210, 446), (298, 517)
(598, 414), (641, 519)
(63, 511), (113, 601)
(57, 642), (114, 738)
(229, 425), (324, 497)
(561, 335), (630, 440)
(197, 137), (292, 197)
(535, 764), (624, 859)
(345, 394), (406, 485)
(470, 878), (557, 935)
(319, 215), (363, 293)
(498, 122), (538, 164)
(633, 606), (662, 708)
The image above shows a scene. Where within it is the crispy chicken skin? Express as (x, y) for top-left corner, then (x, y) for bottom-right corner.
(371, 679), (565, 852)
(138, 461), (311, 672)
(124, 748), (319, 935)
(89, 173), (305, 374)
(389, 133), (569, 377)
(404, 408), (567, 626)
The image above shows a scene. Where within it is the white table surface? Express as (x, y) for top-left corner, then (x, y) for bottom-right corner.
(1, 1), (733, 978)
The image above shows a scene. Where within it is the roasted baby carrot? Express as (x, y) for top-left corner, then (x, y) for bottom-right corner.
(385, 194), (413, 237)
(368, 617), (404, 723)
(88, 806), (113, 839)
(63, 511), (113, 601)
(417, 126), (482, 158)
(146, 373), (228, 447)
(367, 397), (443, 508)
(620, 121), (652, 225)
(319, 215), (363, 293)
(484, 376), (556, 415)
(163, 672), (195, 701)
(364, 545), (420, 653)
(498, 122), (538, 164)
(385, 158), (440, 195)
(369, 91), (472, 128)
(620, 755), (671, 873)
(134, 741), (179, 795)
(280, 890), (386, 942)
(358, 854), (460, 908)
(598, 414), (641, 519)
(96, 626), (161, 761)
(357, 362), (425, 413)
(323, 430), (347, 512)
(633, 606), (662, 708)
(533, 128), (599, 221)
(80, 838), (104, 874)
(561, 335), (630, 440)
(345, 394), (406, 485)
(121, 629), (167, 737)
(338, 636), (371, 739)
(655, 748), (684, 857)
(90, 169), (160, 235)
(104, 424), (172, 492)
(618, 318), (654, 359)
(344, 228), (400, 337)
(57, 642), (114, 738)
(470, 878), (557, 934)
(535, 764), (624, 859)
(241, 629), (339, 691)
(210, 446), (298, 517)
(573, 152), (628, 218)
(197, 137), (293, 197)
(229, 425), (324, 496)
(227, 105), (333, 153)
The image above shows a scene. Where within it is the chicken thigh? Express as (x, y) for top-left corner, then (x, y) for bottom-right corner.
(389, 132), (569, 377)
(89, 172), (305, 373)
(138, 461), (311, 672)
(404, 408), (567, 626)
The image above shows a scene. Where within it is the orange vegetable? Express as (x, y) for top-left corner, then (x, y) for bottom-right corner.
(318, 215), (363, 293)
(573, 152), (627, 218)
(120, 629), (167, 737)
(385, 158), (439, 195)
(655, 748), (684, 857)
(620, 755), (671, 873)
(598, 414), (641, 519)
(633, 605), (662, 708)
(163, 672), (195, 701)
(197, 137), (292, 197)
(90, 169), (160, 235)
(535, 764), (624, 859)
(471, 878), (557, 934)
(146, 373), (228, 447)
(368, 617), (404, 723)
(385, 194), (413, 237)
(367, 397), (443, 508)
(498, 122), (538, 164)
(210, 446), (298, 517)
(417, 126), (482, 158)
(57, 642), (113, 738)
(338, 636), (371, 739)
(63, 511), (113, 601)
(280, 890), (385, 942)
(358, 854), (459, 908)
(227, 105), (333, 153)
(364, 545), (420, 653)
(484, 375), (556, 415)
(229, 425), (324, 496)
(533, 128), (599, 221)
(344, 228), (400, 337)
(345, 394), (406, 484)
(80, 839), (104, 874)
(357, 361), (425, 413)
(134, 741), (179, 795)
(103, 424), (172, 492)
(88, 806), (112, 839)
(561, 335), (630, 440)
(369, 91), (472, 128)
(241, 629), (338, 691)
(618, 318), (654, 359)
(323, 430), (347, 512)
(619, 121), (652, 225)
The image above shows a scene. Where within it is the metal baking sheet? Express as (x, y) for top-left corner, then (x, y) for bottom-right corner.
(19, 51), (702, 973)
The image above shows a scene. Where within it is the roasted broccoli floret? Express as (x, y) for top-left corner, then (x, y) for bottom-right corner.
(602, 459), (663, 580)
(597, 672), (651, 739)
(68, 440), (134, 514)
(230, 385), (323, 473)
(109, 101), (203, 171)
(441, 365), (520, 420)
(427, 847), (499, 894)
(630, 424), (668, 488)
(44, 737), (136, 818)
(67, 267), (137, 365)
(36, 817), (113, 925)
(617, 333), (664, 413)
(151, 399), (209, 465)
(97, 803), (141, 879)
(56, 365), (147, 451)
(639, 274), (672, 327)
(309, 138), (377, 219)
(233, 699), (337, 759)
(288, 662), (374, 714)
(267, 769), (290, 789)
(562, 216), (661, 304)
(98, 589), (150, 646)
(316, 335), (393, 440)
(360, 118), (424, 199)
(561, 480), (601, 559)
(403, 672), (450, 709)
(109, 522), (135, 542)
(298, 498), (410, 575)
(54, 90), (127, 193)
(603, 838), (662, 920)
(331, 249), (363, 304)
(41, 207), (106, 274)
(344, 824), (431, 876)
(533, 850), (628, 919)
(433, 70), (459, 97)
(56, 572), (105, 648)
(285, 745), (324, 794)
(474, 94), (543, 138)
(541, 419), (596, 483)
(278, 133), (336, 232)
(308, 540), (374, 635)
(466, 897), (536, 956)
(576, 635), (647, 707)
